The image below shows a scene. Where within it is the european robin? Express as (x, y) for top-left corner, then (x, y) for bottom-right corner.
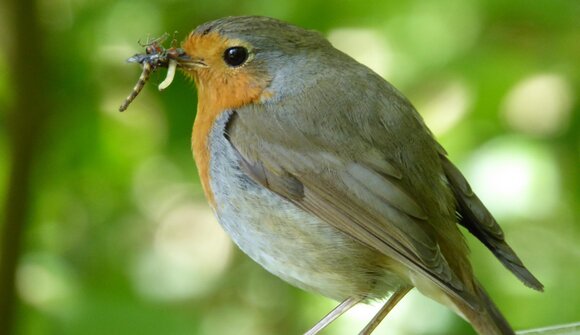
(121, 16), (543, 335)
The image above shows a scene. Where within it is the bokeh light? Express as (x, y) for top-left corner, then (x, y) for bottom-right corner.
(133, 203), (232, 301)
(502, 73), (574, 137)
(465, 136), (561, 220)
(328, 28), (392, 78)
(1, 0), (578, 334)
(16, 253), (78, 317)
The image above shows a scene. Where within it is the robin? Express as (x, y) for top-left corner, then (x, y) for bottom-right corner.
(122, 16), (543, 335)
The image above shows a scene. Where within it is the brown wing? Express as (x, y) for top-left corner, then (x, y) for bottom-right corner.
(225, 111), (480, 309)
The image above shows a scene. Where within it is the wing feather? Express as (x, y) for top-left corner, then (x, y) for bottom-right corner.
(226, 112), (480, 308)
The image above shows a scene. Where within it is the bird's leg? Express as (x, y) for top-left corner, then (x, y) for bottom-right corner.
(358, 286), (411, 335)
(304, 296), (363, 335)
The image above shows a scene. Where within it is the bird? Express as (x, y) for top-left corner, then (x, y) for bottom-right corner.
(133, 15), (544, 335)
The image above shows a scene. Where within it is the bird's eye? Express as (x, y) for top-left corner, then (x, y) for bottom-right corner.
(223, 46), (249, 67)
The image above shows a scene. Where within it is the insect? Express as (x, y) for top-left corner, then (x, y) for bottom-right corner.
(119, 33), (188, 112)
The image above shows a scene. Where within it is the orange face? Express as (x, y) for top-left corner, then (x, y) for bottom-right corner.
(182, 31), (273, 207)
(182, 31), (273, 112)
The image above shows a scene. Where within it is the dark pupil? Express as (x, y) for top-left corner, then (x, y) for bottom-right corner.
(224, 47), (248, 67)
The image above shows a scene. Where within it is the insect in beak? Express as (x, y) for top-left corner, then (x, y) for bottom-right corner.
(119, 34), (193, 112)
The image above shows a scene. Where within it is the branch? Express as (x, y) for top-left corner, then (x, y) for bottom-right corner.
(518, 322), (580, 335)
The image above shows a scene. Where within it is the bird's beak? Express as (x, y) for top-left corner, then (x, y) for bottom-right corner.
(179, 56), (208, 69)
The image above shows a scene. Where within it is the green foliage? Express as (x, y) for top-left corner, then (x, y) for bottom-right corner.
(1, 0), (578, 334)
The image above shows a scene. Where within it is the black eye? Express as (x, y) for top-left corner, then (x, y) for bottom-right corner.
(223, 46), (249, 67)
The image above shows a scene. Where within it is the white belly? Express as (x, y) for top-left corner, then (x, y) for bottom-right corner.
(205, 112), (403, 301)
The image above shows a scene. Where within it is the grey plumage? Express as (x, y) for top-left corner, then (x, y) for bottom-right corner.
(183, 16), (543, 335)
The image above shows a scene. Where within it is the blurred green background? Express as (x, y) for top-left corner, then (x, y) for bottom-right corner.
(1, 0), (578, 334)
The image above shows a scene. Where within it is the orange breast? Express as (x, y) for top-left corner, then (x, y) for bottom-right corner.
(184, 32), (272, 208)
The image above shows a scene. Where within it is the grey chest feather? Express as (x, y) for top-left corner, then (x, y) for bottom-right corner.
(204, 112), (402, 301)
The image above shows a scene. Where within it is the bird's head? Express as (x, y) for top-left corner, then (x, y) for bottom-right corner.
(180, 16), (333, 110)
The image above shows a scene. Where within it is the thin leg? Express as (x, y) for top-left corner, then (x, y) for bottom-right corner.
(358, 286), (412, 335)
(304, 296), (363, 335)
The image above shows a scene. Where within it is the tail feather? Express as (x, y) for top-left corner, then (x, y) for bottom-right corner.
(440, 155), (544, 291)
